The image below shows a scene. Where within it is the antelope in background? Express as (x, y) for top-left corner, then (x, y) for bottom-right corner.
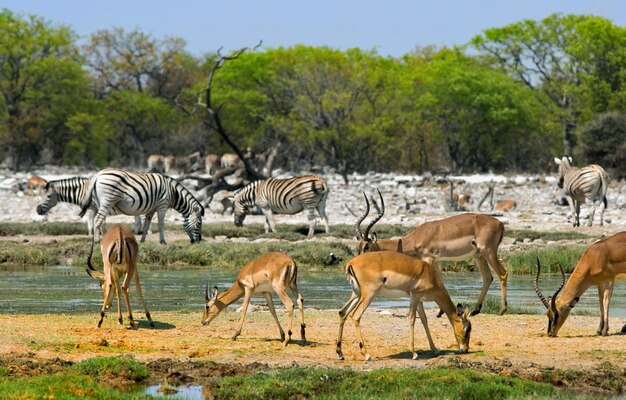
(534, 231), (626, 337)
(202, 251), (306, 346)
(86, 224), (154, 328)
(355, 190), (508, 316)
(336, 251), (472, 362)
(26, 175), (47, 196)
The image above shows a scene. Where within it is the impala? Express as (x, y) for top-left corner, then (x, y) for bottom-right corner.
(356, 190), (508, 315)
(336, 251), (472, 361)
(86, 224), (154, 328)
(534, 231), (626, 337)
(26, 175), (47, 196)
(202, 251), (306, 346)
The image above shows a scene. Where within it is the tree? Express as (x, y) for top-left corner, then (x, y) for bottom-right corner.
(579, 112), (626, 176)
(0, 9), (88, 170)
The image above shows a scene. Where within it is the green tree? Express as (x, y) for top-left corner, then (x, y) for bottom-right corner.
(579, 112), (626, 175)
(0, 9), (89, 170)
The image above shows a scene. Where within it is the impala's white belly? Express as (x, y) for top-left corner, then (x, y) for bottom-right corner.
(252, 282), (273, 294)
(378, 287), (410, 299)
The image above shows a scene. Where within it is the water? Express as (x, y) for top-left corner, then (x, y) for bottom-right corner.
(0, 264), (625, 317)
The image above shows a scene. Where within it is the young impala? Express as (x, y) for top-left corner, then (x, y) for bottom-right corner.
(202, 251), (306, 346)
(355, 190), (508, 316)
(336, 250), (472, 362)
(86, 224), (154, 328)
(535, 231), (626, 337)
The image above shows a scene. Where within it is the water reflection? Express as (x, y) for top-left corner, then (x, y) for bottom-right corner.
(0, 264), (624, 317)
(144, 384), (203, 400)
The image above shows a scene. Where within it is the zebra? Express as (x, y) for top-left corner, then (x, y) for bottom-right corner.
(79, 168), (204, 246)
(36, 176), (145, 236)
(233, 175), (329, 238)
(554, 156), (608, 227)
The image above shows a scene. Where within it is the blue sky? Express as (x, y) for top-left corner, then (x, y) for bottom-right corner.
(2, 1), (625, 57)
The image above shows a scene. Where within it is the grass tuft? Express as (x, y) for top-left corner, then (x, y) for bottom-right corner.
(73, 355), (149, 382)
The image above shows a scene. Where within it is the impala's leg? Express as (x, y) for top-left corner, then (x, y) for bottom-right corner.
(111, 273), (123, 326)
(597, 284), (606, 336)
(140, 212), (154, 242)
(408, 295), (418, 359)
(133, 270), (154, 327)
(472, 255), (494, 316)
(417, 301), (437, 353)
(263, 293), (286, 343)
(306, 208), (317, 238)
(600, 280), (614, 336)
(156, 208), (167, 244)
(232, 287), (253, 340)
(121, 271), (135, 328)
(98, 280), (112, 328)
(274, 286), (295, 346)
(349, 295), (376, 362)
(288, 280), (307, 344)
(483, 251), (508, 315)
(598, 197), (606, 226)
(336, 292), (359, 360)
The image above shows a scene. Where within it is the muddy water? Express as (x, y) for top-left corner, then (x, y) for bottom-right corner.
(0, 264), (625, 317)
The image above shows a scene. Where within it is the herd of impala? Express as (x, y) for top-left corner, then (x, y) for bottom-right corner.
(80, 186), (626, 363)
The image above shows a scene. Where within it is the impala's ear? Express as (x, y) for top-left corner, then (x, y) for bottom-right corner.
(211, 286), (218, 300)
(566, 297), (579, 309)
(371, 232), (378, 243)
(456, 303), (465, 316)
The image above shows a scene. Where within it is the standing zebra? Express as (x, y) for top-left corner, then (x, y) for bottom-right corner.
(79, 168), (204, 245)
(36, 177), (145, 236)
(554, 156), (608, 227)
(233, 175), (329, 238)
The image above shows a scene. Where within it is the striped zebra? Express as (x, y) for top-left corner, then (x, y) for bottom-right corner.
(554, 156), (608, 227)
(233, 175), (329, 238)
(79, 168), (204, 245)
(36, 177), (145, 236)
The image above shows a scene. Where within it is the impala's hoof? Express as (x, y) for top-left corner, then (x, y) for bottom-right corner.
(412, 353), (418, 360)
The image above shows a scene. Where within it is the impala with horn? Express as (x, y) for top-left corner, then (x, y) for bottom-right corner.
(355, 190), (508, 316)
(86, 224), (154, 328)
(336, 250), (472, 361)
(534, 231), (626, 337)
(202, 251), (306, 346)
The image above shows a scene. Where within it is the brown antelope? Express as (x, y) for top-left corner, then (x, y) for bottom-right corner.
(494, 199), (517, 212)
(26, 175), (47, 196)
(204, 153), (221, 176)
(147, 154), (165, 173)
(202, 252), (306, 346)
(86, 224), (154, 329)
(356, 190), (508, 316)
(534, 231), (626, 337)
(336, 251), (472, 361)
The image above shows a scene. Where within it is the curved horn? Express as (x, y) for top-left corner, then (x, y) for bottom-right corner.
(550, 263), (566, 312)
(354, 191), (370, 240)
(205, 282), (210, 301)
(534, 257), (549, 309)
(363, 189), (385, 241)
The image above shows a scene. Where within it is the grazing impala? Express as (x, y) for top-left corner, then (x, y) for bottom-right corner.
(26, 175), (47, 196)
(86, 224), (154, 328)
(336, 251), (472, 361)
(202, 252), (306, 346)
(534, 231), (626, 337)
(356, 190), (508, 315)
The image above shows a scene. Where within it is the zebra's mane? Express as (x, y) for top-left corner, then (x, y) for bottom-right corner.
(165, 176), (203, 215)
(234, 179), (264, 197)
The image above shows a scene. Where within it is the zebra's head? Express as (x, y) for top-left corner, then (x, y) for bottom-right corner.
(553, 156), (573, 189)
(233, 185), (255, 227)
(35, 182), (57, 215)
(183, 203), (204, 243)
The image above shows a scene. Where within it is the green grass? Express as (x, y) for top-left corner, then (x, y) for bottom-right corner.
(505, 245), (586, 274)
(0, 374), (155, 399)
(74, 356), (149, 381)
(210, 367), (593, 400)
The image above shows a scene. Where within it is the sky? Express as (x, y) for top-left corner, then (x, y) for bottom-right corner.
(2, 0), (626, 57)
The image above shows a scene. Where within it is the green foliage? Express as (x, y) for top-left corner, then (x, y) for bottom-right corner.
(579, 112), (626, 173)
(211, 367), (586, 400)
(73, 356), (149, 382)
(0, 374), (153, 399)
(505, 246), (586, 274)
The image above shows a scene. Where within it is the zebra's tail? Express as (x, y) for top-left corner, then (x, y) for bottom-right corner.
(78, 176), (97, 218)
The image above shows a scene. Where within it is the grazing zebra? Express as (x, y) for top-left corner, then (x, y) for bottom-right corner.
(554, 156), (608, 227)
(233, 175), (329, 238)
(79, 168), (204, 245)
(36, 177), (145, 236)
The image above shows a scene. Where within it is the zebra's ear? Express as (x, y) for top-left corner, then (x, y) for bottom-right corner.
(553, 157), (561, 165)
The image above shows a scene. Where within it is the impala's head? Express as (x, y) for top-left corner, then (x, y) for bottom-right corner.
(202, 284), (225, 326)
(184, 203), (204, 243)
(534, 257), (577, 337)
(453, 304), (472, 353)
(86, 268), (115, 308)
(355, 189), (385, 254)
(553, 156), (573, 189)
(35, 182), (57, 215)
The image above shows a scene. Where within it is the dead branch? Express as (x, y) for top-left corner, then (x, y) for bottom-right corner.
(477, 182), (495, 211)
